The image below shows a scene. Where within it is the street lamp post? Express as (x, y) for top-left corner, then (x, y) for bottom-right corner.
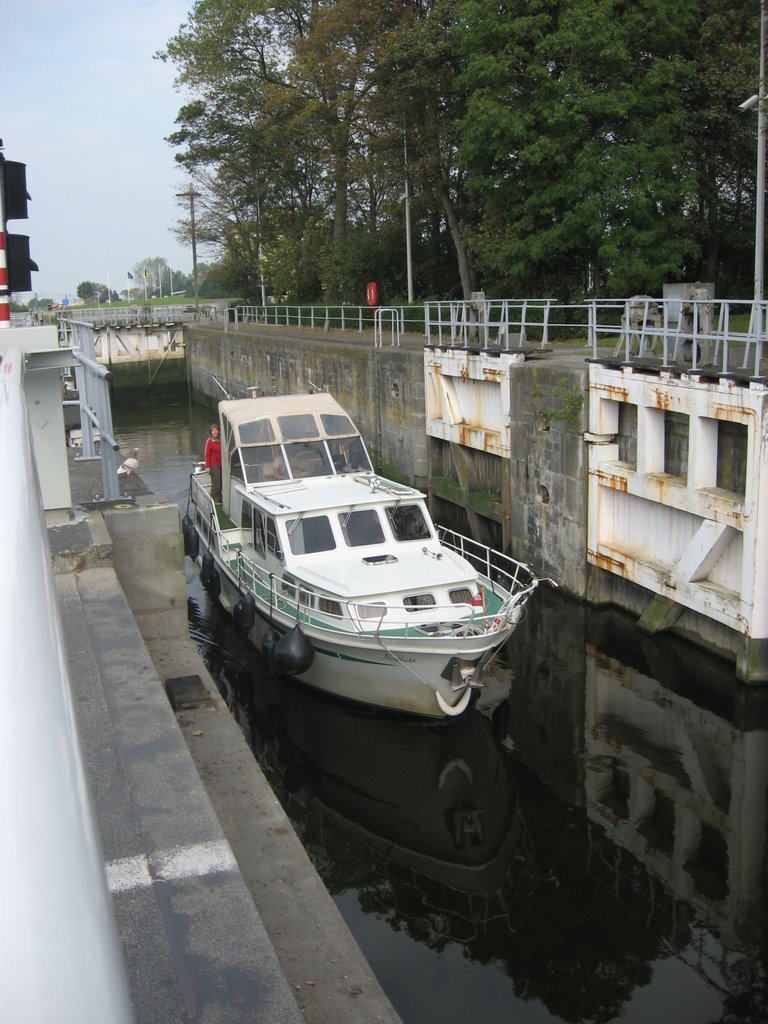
(742, 0), (767, 303)
(404, 131), (414, 304)
(176, 188), (200, 310)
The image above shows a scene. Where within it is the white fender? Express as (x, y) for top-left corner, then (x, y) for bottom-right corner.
(435, 685), (473, 717)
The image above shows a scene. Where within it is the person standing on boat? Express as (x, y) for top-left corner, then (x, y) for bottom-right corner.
(205, 424), (222, 503)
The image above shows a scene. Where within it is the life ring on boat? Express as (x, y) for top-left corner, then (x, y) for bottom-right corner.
(234, 593), (256, 636)
(182, 514), (199, 559)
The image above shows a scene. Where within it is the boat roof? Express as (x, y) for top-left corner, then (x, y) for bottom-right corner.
(243, 473), (425, 516)
(219, 392), (360, 444)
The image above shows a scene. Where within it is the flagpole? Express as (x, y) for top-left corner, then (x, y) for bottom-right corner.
(107, 272), (112, 305)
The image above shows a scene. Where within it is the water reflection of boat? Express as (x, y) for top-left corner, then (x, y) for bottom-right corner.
(218, 663), (518, 895)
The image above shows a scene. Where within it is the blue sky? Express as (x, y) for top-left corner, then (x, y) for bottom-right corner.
(3, 0), (196, 301)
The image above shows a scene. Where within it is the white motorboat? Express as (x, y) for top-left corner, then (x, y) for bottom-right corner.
(184, 391), (542, 718)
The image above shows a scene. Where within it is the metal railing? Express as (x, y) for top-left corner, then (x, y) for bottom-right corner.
(424, 297), (556, 349)
(0, 345), (134, 1023)
(226, 302), (425, 336)
(58, 303), (217, 331)
(587, 296), (767, 374)
(224, 296), (768, 373)
(67, 319), (122, 501)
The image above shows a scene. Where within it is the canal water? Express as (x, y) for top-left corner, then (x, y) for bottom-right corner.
(114, 399), (768, 1024)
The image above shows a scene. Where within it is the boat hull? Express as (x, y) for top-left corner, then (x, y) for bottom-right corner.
(197, 544), (517, 718)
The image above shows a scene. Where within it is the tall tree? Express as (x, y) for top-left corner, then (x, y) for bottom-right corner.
(371, 0), (477, 298)
(458, 0), (699, 298)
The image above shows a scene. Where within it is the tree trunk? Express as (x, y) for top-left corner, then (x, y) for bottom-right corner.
(333, 150), (348, 243)
(438, 183), (475, 299)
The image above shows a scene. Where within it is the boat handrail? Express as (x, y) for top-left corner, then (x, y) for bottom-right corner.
(437, 526), (537, 593)
(231, 541), (524, 640)
(194, 475), (536, 639)
(0, 346), (134, 1023)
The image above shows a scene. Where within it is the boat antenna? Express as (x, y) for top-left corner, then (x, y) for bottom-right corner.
(210, 373), (234, 400)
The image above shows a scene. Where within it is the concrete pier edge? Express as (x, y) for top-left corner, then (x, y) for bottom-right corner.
(48, 457), (402, 1024)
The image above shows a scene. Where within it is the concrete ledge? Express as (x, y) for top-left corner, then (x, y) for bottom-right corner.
(47, 508), (113, 574)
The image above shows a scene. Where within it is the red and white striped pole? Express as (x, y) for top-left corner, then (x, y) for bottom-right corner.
(0, 161), (9, 329)
(0, 231), (10, 329)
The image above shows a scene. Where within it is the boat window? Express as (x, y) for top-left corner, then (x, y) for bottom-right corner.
(253, 513), (266, 559)
(282, 572), (297, 601)
(357, 602), (386, 620)
(278, 413), (321, 441)
(195, 509), (209, 543)
(242, 501), (253, 537)
(327, 436), (372, 473)
(386, 503), (432, 541)
(266, 517), (282, 560)
(404, 593), (436, 611)
(318, 597), (343, 617)
(285, 441), (332, 478)
(450, 588), (473, 605)
(239, 419), (275, 444)
(320, 413), (355, 436)
(285, 515), (336, 554)
(230, 449), (245, 482)
(338, 509), (385, 547)
(240, 444), (288, 483)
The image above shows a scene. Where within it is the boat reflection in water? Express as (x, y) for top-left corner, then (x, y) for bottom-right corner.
(188, 580), (768, 1024)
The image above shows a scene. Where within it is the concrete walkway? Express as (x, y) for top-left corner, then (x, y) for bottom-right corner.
(48, 450), (401, 1024)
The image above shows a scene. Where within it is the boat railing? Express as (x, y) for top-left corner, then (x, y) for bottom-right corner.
(230, 540), (522, 641)
(0, 346), (134, 1022)
(437, 526), (537, 596)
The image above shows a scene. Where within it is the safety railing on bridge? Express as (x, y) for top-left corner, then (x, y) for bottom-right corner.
(0, 345), (134, 1023)
(58, 303), (217, 333)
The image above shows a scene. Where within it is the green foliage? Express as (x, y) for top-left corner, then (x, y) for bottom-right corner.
(158, 0), (762, 301)
(76, 280), (99, 301)
(538, 377), (585, 431)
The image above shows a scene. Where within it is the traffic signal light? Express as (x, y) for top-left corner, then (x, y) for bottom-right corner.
(1, 154), (38, 294)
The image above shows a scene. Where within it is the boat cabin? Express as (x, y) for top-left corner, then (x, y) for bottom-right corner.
(218, 392), (372, 516)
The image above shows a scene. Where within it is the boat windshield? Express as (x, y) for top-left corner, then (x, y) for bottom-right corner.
(386, 503), (433, 541)
(338, 509), (386, 547)
(278, 413), (322, 441)
(285, 514), (336, 554)
(237, 444), (288, 483)
(284, 441), (332, 478)
(320, 412), (356, 436)
(327, 436), (371, 473)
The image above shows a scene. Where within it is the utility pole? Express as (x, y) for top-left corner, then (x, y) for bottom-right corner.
(176, 188), (200, 310)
